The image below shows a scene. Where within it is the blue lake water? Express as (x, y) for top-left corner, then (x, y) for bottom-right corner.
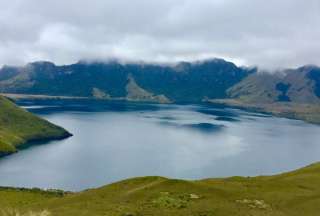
(0, 100), (320, 191)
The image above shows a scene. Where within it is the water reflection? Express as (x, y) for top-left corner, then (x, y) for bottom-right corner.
(0, 100), (319, 191)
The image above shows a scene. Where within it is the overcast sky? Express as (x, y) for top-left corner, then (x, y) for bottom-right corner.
(0, 0), (319, 68)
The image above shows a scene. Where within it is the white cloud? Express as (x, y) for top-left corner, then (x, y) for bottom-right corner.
(0, 0), (319, 68)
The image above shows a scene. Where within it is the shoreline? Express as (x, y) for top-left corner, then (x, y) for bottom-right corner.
(207, 99), (320, 125)
(0, 161), (317, 192)
(1, 93), (172, 104)
(3, 92), (320, 124)
(0, 162), (320, 216)
(0, 131), (73, 159)
(0, 93), (90, 100)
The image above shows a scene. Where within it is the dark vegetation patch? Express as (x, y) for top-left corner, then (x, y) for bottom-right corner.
(0, 66), (20, 81)
(306, 68), (320, 98)
(182, 123), (225, 133)
(276, 82), (291, 102)
(159, 122), (224, 133)
(197, 108), (237, 117)
(215, 116), (239, 122)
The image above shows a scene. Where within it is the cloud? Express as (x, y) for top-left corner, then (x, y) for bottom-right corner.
(0, 0), (319, 68)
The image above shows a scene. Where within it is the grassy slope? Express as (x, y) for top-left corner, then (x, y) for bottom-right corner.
(0, 96), (71, 155)
(1, 163), (320, 216)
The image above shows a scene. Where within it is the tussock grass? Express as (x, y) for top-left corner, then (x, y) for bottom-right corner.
(1, 209), (50, 216)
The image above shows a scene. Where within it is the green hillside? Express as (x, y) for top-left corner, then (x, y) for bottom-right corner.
(0, 96), (71, 155)
(1, 162), (320, 216)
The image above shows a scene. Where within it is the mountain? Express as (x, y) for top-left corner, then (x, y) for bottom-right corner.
(207, 65), (320, 124)
(228, 65), (320, 104)
(1, 162), (320, 216)
(1, 59), (319, 124)
(0, 96), (71, 155)
(1, 60), (319, 105)
(0, 59), (252, 103)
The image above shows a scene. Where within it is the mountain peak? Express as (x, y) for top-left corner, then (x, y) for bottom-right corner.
(28, 61), (55, 67)
(298, 64), (320, 72)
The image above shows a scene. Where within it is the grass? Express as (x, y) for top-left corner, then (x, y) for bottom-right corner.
(1, 163), (320, 215)
(0, 96), (71, 155)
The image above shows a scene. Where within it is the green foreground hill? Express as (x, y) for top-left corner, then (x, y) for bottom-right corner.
(1, 162), (320, 216)
(0, 96), (71, 155)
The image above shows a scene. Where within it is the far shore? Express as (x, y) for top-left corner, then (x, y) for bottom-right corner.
(208, 98), (320, 125)
(0, 93), (90, 100)
(2, 93), (320, 125)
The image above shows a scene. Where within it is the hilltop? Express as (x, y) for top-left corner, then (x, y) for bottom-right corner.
(0, 96), (71, 156)
(1, 162), (320, 216)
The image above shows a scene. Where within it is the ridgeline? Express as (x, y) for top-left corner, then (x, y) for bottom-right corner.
(0, 162), (320, 216)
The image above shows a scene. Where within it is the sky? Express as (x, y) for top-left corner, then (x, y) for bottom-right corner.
(0, 0), (319, 69)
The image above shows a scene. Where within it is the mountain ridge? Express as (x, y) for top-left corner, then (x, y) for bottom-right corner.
(0, 58), (253, 103)
(228, 65), (320, 104)
(0, 59), (319, 117)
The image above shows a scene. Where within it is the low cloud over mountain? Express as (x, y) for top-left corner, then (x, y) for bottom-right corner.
(0, 0), (319, 68)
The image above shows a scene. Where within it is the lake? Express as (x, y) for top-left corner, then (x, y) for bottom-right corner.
(0, 100), (320, 191)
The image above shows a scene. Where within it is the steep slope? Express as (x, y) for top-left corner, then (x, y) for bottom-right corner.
(228, 65), (320, 104)
(125, 75), (171, 103)
(1, 162), (320, 216)
(126, 59), (252, 102)
(0, 96), (71, 155)
(1, 60), (319, 105)
(208, 65), (320, 124)
(0, 59), (252, 103)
